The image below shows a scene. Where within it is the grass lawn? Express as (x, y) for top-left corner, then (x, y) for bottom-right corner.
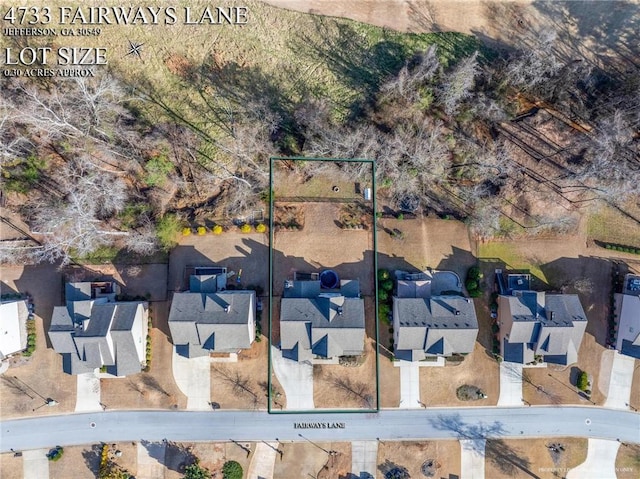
(587, 204), (640, 247)
(478, 241), (549, 285)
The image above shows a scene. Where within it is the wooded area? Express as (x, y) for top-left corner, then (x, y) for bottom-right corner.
(1, 1), (638, 264)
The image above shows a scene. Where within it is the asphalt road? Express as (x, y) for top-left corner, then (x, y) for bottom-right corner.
(1, 407), (639, 452)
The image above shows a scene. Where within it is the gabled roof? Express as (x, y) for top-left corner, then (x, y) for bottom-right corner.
(500, 292), (587, 365)
(168, 290), (255, 354)
(394, 297), (478, 356)
(49, 283), (146, 376)
(280, 296), (365, 359)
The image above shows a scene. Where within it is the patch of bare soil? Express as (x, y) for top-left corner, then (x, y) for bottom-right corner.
(101, 302), (187, 411)
(377, 216), (476, 280)
(485, 437), (587, 479)
(0, 453), (22, 479)
(523, 335), (605, 406)
(419, 342), (499, 407)
(377, 440), (460, 479)
(159, 442), (254, 479)
(274, 442), (351, 479)
(616, 442), (640, 479)
(49, 443), (137, 479)
(210, 339), (270, 410)
(313, 338), (378, 409)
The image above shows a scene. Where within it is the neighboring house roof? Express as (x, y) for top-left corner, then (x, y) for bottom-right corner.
(0, 300), (28, 358)
(189, 274), (226, 293)
(48, 282), (146, 376)
(500, 292), (587, 365)
(280, 279), (365, 361)
(394, 295), (478, 359)
(168, 286), (255, 357)
(615, 278), (640, 359)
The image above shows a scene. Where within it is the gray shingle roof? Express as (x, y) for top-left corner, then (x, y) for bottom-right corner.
(48, 283), (146, 376)
(500, 292), (587, 365)
(280, 296), (365, 360)
(394, 296), (478, 356)
(168, 291), (255, 355)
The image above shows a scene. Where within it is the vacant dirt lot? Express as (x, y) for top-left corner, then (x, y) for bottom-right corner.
(168, 232), (269, 293)
(101, 302), (186, 411)
(377, 440), (460, 479)
(420, 342), (499, 407)
(377, 216), (476, 280)
(523, 335), (606, 407)
(273, 202), (374, 295)
(485, 437), (586, 479)
(274, 441), (351, 479)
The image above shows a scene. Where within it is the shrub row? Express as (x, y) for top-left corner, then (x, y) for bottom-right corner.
(603, 243), (640, 255)
(23, 320), (36, 357)
(466, 265), (483, 298)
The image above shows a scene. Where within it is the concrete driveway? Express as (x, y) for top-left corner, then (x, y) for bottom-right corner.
(351, 441), (378, 478)
(171, 348), (210, 410)
(566, 438), (620, 479)
(271, 346), (314, 410)
(246, 441), (280, 479)
(397, 361), (421, 409)
(75, 371), (101, 412)
(137, 442), (165, 479)
(460, 439), (485, 479)
(497, 362), (523, 406)
(22, 449), (49, 479)
(603, 351), (635, 409)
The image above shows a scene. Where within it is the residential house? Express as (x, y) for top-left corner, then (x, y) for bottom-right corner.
(168, 269), (255, 358)
(48, 282), (148, 376)
(613, 274), (640, 359)
(497, 272), (587, 365)
(0, 298), (29, 359)
(280, 277), (365, 362)
(393, 270), (479, 361)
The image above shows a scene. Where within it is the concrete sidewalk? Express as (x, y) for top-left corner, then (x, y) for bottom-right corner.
(246, 441), (280, 479)
(172, 347), (211, 410)
(351, 441), (378, 478)
(566, 438), (620, 479)
(22, 449), (49, 479)
(460, 439), (485, 479)
(271, 346), (314, 410)
(497, 361), (523, 406)
(75, 371), (102, 412)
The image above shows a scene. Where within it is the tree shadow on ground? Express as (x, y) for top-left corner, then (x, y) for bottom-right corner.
(81, 443), (102, 478)
(429, 414), (539, 477)
(486, 439), (539, 478)
(140, 440), (196, 473)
